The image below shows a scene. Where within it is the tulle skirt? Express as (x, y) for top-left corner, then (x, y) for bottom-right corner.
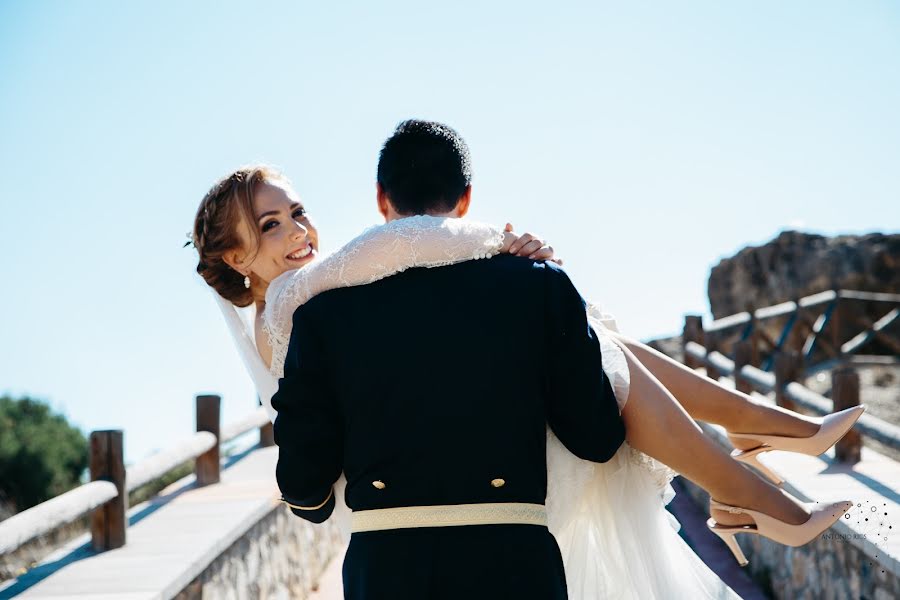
(547, 433), (740, 599)
(541, 306), (740, 599)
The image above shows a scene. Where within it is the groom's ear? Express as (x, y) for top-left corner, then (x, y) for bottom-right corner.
(454, 185), (472, 218)
(376, 183), (392, 221)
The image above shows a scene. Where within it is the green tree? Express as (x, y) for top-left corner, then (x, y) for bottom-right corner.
(0, 396), (88, 514)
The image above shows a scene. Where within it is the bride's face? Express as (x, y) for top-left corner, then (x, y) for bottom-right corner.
(235, 180), (319, 287)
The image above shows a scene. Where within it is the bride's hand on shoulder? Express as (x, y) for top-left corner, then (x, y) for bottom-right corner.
(501, 223), (563, 266)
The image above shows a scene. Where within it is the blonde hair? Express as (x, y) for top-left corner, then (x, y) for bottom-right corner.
(192, 165), (290, 306)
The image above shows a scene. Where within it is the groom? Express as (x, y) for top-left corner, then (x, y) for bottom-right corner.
(271, 120), (625, 599)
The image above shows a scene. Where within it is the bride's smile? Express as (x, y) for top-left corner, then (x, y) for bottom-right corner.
(286, 243), (313, 262)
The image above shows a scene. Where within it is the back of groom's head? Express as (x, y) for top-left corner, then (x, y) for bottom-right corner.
(376, 119), (472, 215)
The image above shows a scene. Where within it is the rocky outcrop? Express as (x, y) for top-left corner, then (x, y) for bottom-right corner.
(707, 231), (900, 318)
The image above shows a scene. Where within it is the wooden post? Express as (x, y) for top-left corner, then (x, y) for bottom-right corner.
(733, 339), (754, 395)
(789, 299), (805, 354)
(196, 395), (221, 486)
(706, 330), (720, 380)
(774, 350), (801, 411)
(258, 396), (275, 447)
(832, 367), (863, 464)
(90, 430), (126, 551)
(260, 422), (275, 447)
(748, 313), (761, 369)
(682, 314), (704, 369)
(831, 293), (843, 362)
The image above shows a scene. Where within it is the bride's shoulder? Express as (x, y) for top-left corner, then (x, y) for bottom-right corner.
(266, 268), (299, 298)
(263, 272), (291, 315)
(253, 310), (274, 368)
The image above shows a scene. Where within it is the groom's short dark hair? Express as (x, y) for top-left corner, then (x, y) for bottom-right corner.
(376, 120), (472, 215)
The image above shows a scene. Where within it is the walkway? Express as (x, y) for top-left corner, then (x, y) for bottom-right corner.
(0, 447), (296, 599)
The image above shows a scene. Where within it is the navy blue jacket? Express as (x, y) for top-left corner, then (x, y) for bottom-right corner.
(272, 254), (625, 599)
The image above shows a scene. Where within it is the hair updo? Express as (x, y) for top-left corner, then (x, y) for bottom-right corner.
(192, 165), (289, 307)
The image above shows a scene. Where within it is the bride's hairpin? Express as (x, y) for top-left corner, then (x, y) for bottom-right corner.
(186, 205), (211, 249)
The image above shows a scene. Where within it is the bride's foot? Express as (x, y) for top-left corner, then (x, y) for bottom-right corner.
(728, 405), (865, 452)
(707, 497), (853, 566)
(726, 407), (820, 452)
(727, 405), (866, 484)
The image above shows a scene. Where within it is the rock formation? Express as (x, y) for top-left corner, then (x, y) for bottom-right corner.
(707, 231), (900, 318)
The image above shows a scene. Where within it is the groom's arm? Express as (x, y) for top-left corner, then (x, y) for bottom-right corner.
(271, 302), (342, 523)
(543, 262), (626, 463)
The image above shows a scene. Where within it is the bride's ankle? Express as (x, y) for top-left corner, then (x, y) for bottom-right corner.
(711, 490), (810, 527)
(710, 505), (754, 527)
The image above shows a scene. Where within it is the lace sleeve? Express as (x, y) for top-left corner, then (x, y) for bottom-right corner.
(263, 216), (505, 377)
(585, 301), (629, 413)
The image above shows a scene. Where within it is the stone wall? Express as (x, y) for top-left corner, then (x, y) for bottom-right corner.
(678, 430), (900, 600)
(174, 504), (344, 600)
(707, 231), (900, 318)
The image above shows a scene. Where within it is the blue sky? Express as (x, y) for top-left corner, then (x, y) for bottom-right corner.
(1, 1), (898, 463)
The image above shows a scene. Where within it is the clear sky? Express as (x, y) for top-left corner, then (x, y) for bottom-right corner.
(1, 1), (898, 463)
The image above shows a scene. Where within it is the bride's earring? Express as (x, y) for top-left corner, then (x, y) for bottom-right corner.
(244, 274), (251, 289)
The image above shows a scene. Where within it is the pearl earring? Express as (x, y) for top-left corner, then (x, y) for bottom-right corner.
(244, 275), (251, 289)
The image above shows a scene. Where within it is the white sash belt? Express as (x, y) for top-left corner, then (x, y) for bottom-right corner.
(351, 502), (548, 533)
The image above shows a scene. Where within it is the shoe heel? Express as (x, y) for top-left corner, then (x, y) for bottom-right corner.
(707, 518), (749, 566)
(732, 446), (785, 486)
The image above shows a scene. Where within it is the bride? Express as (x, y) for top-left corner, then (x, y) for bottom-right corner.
(191, 161), (858, 598)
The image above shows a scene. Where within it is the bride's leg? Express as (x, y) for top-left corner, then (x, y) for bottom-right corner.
(611, 332), (819, 449)
(617, 340), (810, 526)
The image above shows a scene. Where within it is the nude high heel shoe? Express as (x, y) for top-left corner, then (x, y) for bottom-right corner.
(727, 405), (866, 485)
(706, 499), (853, 566)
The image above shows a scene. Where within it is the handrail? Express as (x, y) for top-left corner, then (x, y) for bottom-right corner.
(127, 431), (217, 492)
(221, 406), (270, 443)
(754, 300), (798, 321)
(0, 481), (118, 554)
(800, 290), (839, 308)
(705, 312), (751, 333)
(838, 290), (900, 302)
(0, 400), (273, 558)
(704, 288), (899, 334)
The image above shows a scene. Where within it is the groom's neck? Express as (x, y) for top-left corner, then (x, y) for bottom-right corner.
(383, 208), (462, 223)
(377, 185), (473, 223)
(379, 189), (472, 223)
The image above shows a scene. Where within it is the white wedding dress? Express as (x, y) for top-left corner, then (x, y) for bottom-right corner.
(214, 216), (740, 599)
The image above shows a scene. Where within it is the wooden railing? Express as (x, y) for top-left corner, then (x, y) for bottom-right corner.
(681, 289), (900, 462)
(686, 289), (900, 376)
(0, 396), (272, 556)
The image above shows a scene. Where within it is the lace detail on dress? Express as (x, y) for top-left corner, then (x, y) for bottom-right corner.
(583, 301), (680, 493)
(263, 216), (505, 378)
(624, 445), (678, 495)
(586, 302), (630, 413)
